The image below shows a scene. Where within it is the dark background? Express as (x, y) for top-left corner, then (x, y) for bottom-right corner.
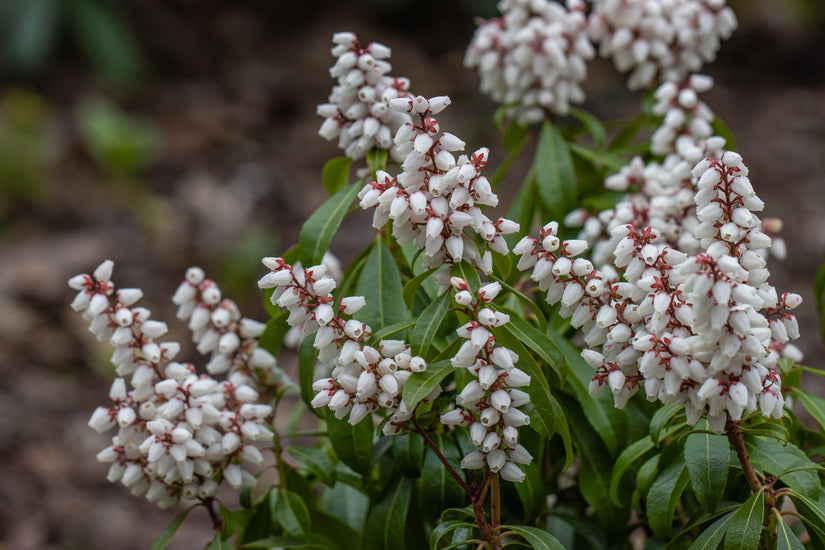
(0, 1), (823, 548)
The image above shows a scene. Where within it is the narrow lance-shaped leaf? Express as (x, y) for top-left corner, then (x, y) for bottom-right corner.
(402, 359), (454, 412)
(535, 120), (576, 221)
(776, 516), (805, 550)
(273, 490), (312, 538)
(647, 460), (690, 539)
(502, 524), (566, 550)
(684, 422), (730, 513)
(364, 477), (413, 550)
(150, 506), (195, 550)
(723, 489), (763, 550)
(411, 289), (451, 358)
(322, 156), (353, 195)
(298, 181), (361, 266)
(609, 435), (655, 506)
(326, 410), (373, 476)
(354, 238), (408, 330)
(687, 511), (737, 550)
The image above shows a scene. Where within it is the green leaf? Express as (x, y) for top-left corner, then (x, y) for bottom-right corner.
(287, 447), (336, 486)
(299, 336), (321, 416)
(403, 359), (454, 411)
(504, 168), (536, 245)
(685, 423), (730, 513)
(326, 410), (373, 476)
(746, 439), (819, 498)
(502, 525), (565, 550)
(739, 419), (789, 444)
(70, 0), (144, 87)
(776, 517), (805, 550)
(364, 477), (413, 550)
(650, 403), (684, 445)
(665, 505), (741, 550)
(419, 432), (465, 520)
(274, 489), (312, 538)
(308, 508), (365, 550)
(492, 282), (547, 333)
(367, 148), (388, 175)
(392, 433), (425, 476)
(322, 157), (353, 195)
(647, 460), (690, 539)
(710, 116), (736, 152)
(242, 535), (338, 549)
(411, 289), (452, 358)
(354, 238), (408, 330)
(791, 389), (825, 432)
(790, 491), (825, 540)
(298, 182), (361, 266)
(609, 435), (656, 506)
(569, 143), (627, 171)
(535, 121), (576, 221)
(499, 315), (562, 387)
(258, 312), (290, 357)
(402, 267), (441, 310)
(608, 117), (644, 152)
(687, 511), (736, 550)
(430, 520), (475, 549)
(723, 489), (763, 550)
(367, 318), (417, 346)
(569, 107), (606, 148)
(150, 506), (194, 550)
(321, 481), (369, 532)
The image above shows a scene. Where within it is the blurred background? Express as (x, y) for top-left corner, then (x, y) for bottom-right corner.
(0, 0), (823, 548)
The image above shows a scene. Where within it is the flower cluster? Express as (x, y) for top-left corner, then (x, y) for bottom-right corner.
(464, 0), (594, 124)
(440, 278), (533, 482)
(70, 261), (279, 508)
(516, 152), (800, 432)
(257, 257), (431, 432)
(317, 32), (414, 161)
(357, 95), (519, 273)
(588, 0), (738, 89)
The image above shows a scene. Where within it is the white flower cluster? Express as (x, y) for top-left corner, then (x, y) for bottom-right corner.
(358, 95), (519, 274)
(516, 153), (801, 432)
(257, 257), (432, 433)
(588, 0), (737, 89)
(317, 32), (413, 161)
(440, 278), (533, 482)
(70, 261), (279, 508)
(464, 0), (594, 124)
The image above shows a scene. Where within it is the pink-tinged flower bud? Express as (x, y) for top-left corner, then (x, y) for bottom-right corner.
(460, 451), (486, 470)
(486, 449), (506, 472)
(783, 293), (802, 310)
(328, 389), (350, 411)
(479, 282), (501, 302)
(311, 390), (333, 408)
(337, 296), (364, 316)
(746, 231), (771, 250)
(513, 236), (535, 256)
(564, 240), (588, 256)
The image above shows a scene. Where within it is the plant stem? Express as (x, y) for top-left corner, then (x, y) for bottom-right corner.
(200, 497), (223, 532)
(726, 418), (762, 493)
(490, 473), (502, 550)
(411, 415), (471, 494)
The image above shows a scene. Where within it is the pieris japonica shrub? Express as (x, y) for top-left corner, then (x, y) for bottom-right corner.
(69, 1), (825, 549)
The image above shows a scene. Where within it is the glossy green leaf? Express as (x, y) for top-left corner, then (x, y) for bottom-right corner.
(491, 277), (547, 332)
(299, 182), (361, 266)
(322, 156), (353, 195)
(776, 517), (805, 550)
(354, 238), (408, 330)
(403, 359), (454, 411)
(739, 418), (790, 444)
(274, 490), (312, 538)
(687, 510), (736, 550)
(402, 267), (441, 310)
(299, 336), (321, 416)
(746, 438), (819, 498)
(419, 432), (465, 520)
(647, 460), (690, 539)
(367, 148), (388, 175)
(392, 432), (425, 476)
(569, 143), (627, 171)
(665, 505), (741, 550)
(499, 315), (562, 386)
(650, 403), (684, 445)
(364, 477), (413, 550)
(150, 506), (194, 550)
(308, 508), (364, 550)
(609, 435), (655, 506)
(430, 520), (475, 549)
(723, 489), (763, 550)
(287, 447), (336, 486)
(789, 491), (825, 540)
(685, 423), (730, 513)
(792, 389), (825, 432)
(326, 410), (373, 476)
(321, 481), (369, 532)
(535, 121), (576, 221)
(569, 107), (606, 147)
(411, 289), (452, 358)
(503, 524), (565, 550)
(367, 318), (416, 346)
(258, 311), (290, 357)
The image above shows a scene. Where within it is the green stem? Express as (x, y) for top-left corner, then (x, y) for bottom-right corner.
(490, 473), (502, 550)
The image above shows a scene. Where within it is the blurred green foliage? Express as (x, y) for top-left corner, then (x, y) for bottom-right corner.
(74, 96), (159, 178)
(0, 0), (144, 88)
(0, 89), (55, 224)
